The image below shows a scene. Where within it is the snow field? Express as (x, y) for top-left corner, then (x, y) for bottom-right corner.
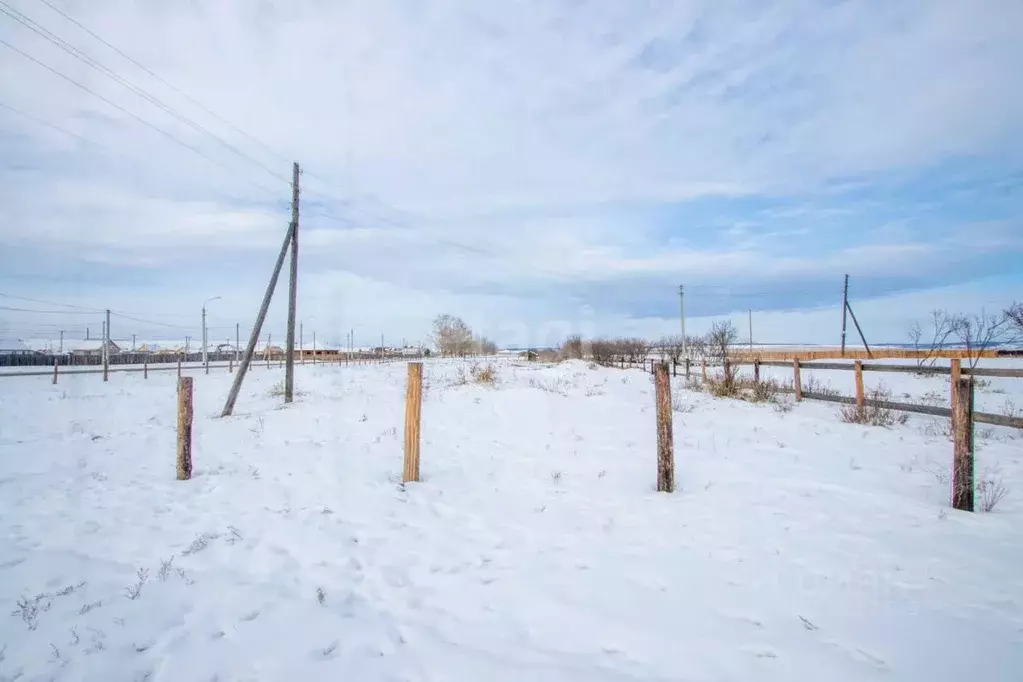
(1, 358), (1022, 681)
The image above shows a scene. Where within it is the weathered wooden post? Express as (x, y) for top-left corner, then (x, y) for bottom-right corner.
(753, 358), (760, 384)
(52, 357), (58, 385)
(685, 358), (691, 379)
(950, 358), (961, 409)
(951, 376), (974, 512)
(403, 362), (423, 483)
(176, 377), (193, 481)
(229, 357), (233, 373)
(723, 358), (732, 390)
(793, 359), (802, 401)
(144, 360), (148, 379)
(701, 358), (707, 383)
(177, 358), (182, 378)
(654, 363), (675, 493)
(854, 361), (864, 407)
(672, 358), (677, 377)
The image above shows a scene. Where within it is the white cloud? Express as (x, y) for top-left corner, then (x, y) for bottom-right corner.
(1, 0), (1021, 343)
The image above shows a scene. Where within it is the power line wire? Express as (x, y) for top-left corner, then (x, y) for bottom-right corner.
(1, 0), (291, 186)
(31, 0), (293, 168)
(0, 37), (283, 197)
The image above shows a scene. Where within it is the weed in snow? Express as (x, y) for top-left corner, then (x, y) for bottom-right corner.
(672, 396), (695, 414)
(68, 627), (79, 645)
(158, 556), (175, 582)
(13, 593), (49, 630)
(550, 470), (563, 484)
(79, 600), (102, 615)
(182, 532), (220, 556)
(316, 587), (326, 605)
(125, 567), (149, 600)
(977, 470), (1009, 513)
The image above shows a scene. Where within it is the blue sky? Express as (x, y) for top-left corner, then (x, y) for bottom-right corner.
(1, 0), (1021, 348)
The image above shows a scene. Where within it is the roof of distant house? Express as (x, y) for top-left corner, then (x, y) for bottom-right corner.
(0, 337), (30, 352)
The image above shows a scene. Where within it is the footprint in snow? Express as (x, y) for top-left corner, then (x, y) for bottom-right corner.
(239, 610), (260, 622)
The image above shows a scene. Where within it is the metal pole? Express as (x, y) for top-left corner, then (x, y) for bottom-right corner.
(284, 161), (300, 403)
(841, 273), (849, 355)
(202, 305), (207, 369)
(678, 285), (686, 359)
(132, 333), (136, 352)
(59, 330), (63, 354)
(236, 323), (240, 362)
(221, 221), (296, 417)
(748, 309), (753, 353)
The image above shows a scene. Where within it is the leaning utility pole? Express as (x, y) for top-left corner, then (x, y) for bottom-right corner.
(840, 274), (849, 355)
(221, 219), (297, 417)
(678, 285), (687, 358)
(284, 162), (300, 403)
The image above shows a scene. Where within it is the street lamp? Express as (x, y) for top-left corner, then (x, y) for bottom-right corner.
(202, 296), (222, 369)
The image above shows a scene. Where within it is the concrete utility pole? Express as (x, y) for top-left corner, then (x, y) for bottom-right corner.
(236, 323), (240, 362)
(202, 296), (221, 370)
(59, 330), (63, 353)
(132, 333), (136, 352)
(678, 285), (687, 358)
(284, 162), (300, 403)
(185, 336), (190, 358)
(103, 309), (110, 381)
(300, 321), (304, 364)
(841, 274), (850, 355)
(221, 220), (297, 417)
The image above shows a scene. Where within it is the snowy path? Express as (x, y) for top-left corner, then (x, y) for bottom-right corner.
(1, 359), (1022, 680)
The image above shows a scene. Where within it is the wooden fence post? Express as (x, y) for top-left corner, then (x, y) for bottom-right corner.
(177, 359), (181, 378)
(229, 357), (233, 373)
(951, 376), (974, 512)
(144, 361), (148, 380)
(672, 358), (677, 377)
(52, 358), (58, 385)
(950, 358), (961, 409)
(685, 358), (691, 379)
(701, 358), (707, 383)
(654, 363), (675, 493)
(753, 359), (760, 384)
(854, 361), (864, 407)
(723, 358), (732, 389)
(403, 362), (423, 483)
(793, 359), (802, 401)
(176, 377), (193, 481)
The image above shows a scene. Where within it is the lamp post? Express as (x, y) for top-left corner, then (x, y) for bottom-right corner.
(202, 296), (222, 370)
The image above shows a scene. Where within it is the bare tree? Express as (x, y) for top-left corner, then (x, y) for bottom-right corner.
(706, 321), (738, 362)
(953, 310), (1007, 369)
(561, 335), (584, 360)
(1005, 302), (1023, 342)
(433, 314), (473, 356)
(657, 335), (686, 363)
(908, 310), (956, 368)
(685, 334), (707, 360)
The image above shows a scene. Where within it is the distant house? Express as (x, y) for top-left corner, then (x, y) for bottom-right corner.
(0, 338), (33, 355)
(64, 339), (120, 358)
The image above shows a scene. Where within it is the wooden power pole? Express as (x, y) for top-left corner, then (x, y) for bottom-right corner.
(284, 162), (300, 403)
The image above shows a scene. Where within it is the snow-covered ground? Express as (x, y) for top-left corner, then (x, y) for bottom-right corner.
(1, 358), (1022, 681)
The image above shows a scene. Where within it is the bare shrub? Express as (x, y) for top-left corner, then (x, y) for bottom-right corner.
(774, 399), (794, 414)
(684, 376), (703, 392)
(269, 380), (285, 397)
(977, 472), (1009, 512)
(158, 556), (175, 582)
(316, 587), (326, 605)
(561, 335), (584, 360)
(657, 335), (686, 363)
(589, 339), (617, 366)
(1006, 301), (1023, 342)
(953, 310), (1008, 369)
(908, 310), (957, 368)
(433, 314), (473, 357)
(550, 470), (563, 484)
(469, 362), (497, 385)
(672, 396), (695, 414)
(707, 321), (738, 362)
(747, 377), (780, 403)
(840, 384), (909, 427)
(804, 375), (839, 397)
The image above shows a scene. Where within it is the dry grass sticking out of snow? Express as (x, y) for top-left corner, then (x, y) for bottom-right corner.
(1, 358), (1022, 681)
